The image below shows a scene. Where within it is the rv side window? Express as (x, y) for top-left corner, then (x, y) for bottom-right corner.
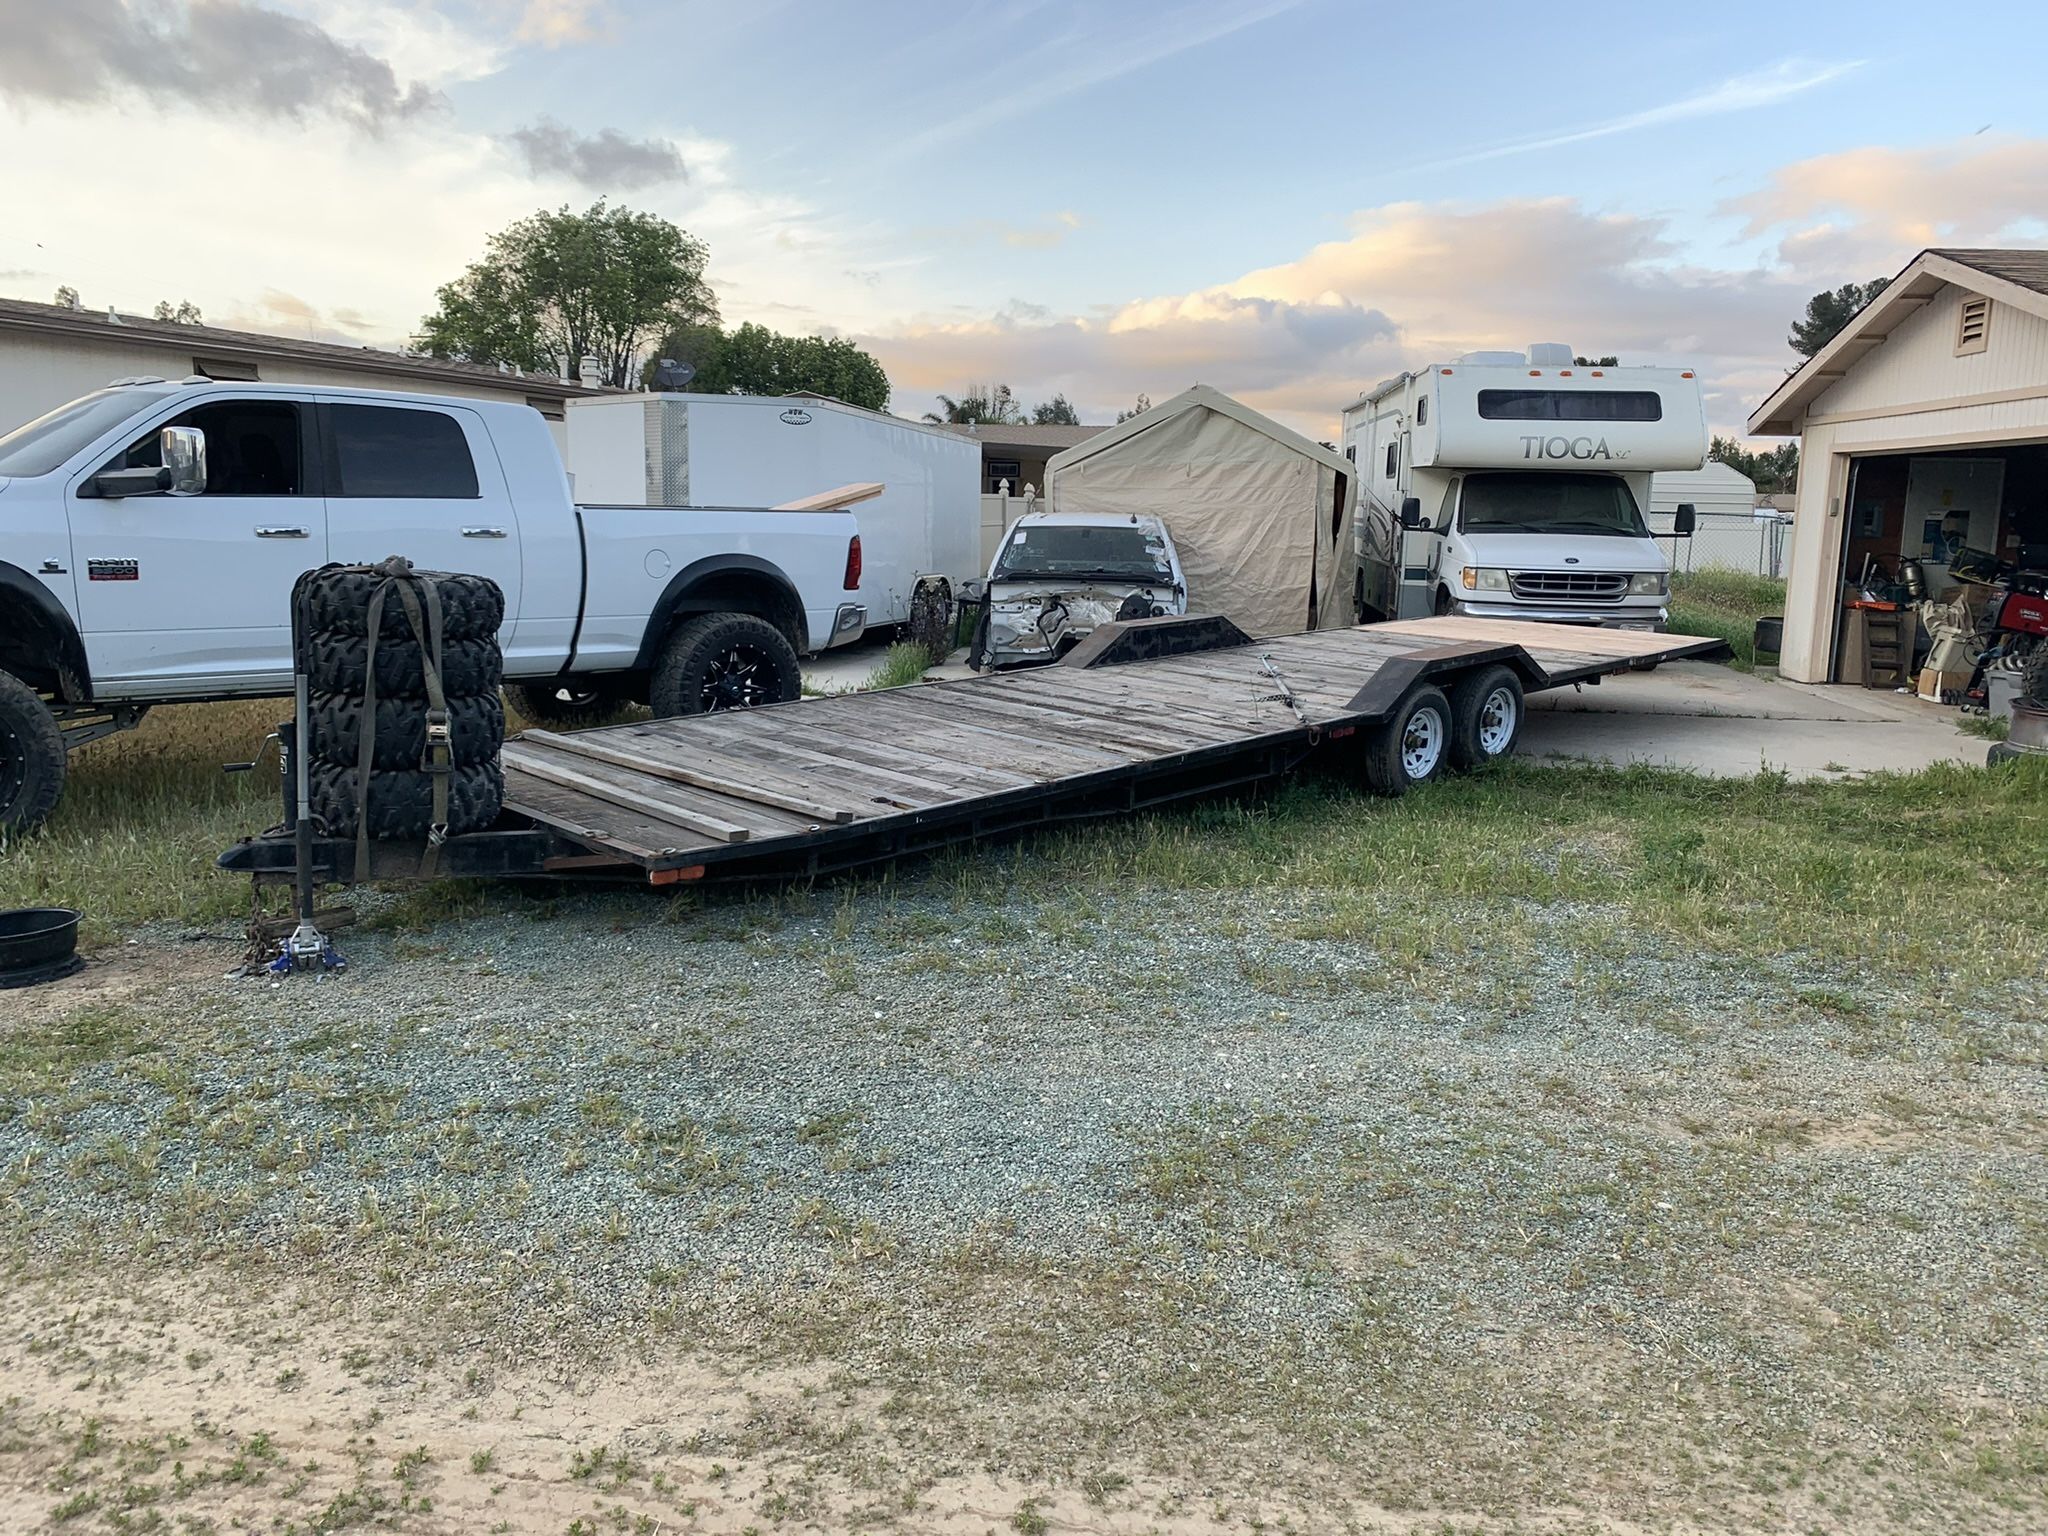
(1415, 397), (1427, 426)
(1476, 389), (1662, 422)
(1384, 442), (1398, 478)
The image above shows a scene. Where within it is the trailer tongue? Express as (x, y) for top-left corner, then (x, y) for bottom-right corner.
(219, 617), (1728, 889)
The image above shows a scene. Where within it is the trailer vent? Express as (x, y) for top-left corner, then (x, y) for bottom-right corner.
(1509, 570), (1628, 602)
(1956, 296), (1991, 356)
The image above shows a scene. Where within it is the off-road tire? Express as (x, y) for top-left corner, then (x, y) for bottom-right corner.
(1361, 684), (1451, 797)
(0, 669), (66, 833)
(505, 678), (632, 730)
(648, 613), (801, 717)
(308, 692), (504, 772)
(307, 760), (503, 840)
(909, 580), (954, 658)
(2022, 640), (2048, 705)
(306, 632), (502, 700)
(1446, 664), (1523, 773)
(299, 568), (504, 643)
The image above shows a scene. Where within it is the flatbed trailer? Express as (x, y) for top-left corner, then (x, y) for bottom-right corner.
(219, 617), (1727, 888)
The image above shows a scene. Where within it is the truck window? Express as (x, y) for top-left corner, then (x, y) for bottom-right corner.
(327, 405), (480, 499)
(1476, 389), (1661, 422)
(115, 401), (306, 496)
(0, 390), (159, 478)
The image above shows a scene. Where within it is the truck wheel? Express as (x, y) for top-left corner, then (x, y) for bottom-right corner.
(1447, 664), (1523, 772)
(0, 669), (66, 833)
(505, 679), (629, 730)
(649, 614), (801, 717)
(1361, 684), (1450, 797)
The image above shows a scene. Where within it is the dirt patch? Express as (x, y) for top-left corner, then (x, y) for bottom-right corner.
(0, 940), (225, 1028)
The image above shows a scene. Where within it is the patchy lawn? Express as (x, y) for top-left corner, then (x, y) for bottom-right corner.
(1669, 569), (1786, 670)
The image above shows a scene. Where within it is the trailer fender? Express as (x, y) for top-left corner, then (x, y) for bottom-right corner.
(0, 562), (91, 701)
(633, 555), (809, 668)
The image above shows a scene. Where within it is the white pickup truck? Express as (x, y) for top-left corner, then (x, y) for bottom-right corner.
(0, 378), (868, 829)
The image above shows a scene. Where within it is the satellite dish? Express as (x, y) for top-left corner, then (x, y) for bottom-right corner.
(651, 358), (696, 390)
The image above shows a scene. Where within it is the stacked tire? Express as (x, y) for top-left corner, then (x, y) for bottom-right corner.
(294, 563), (506, 841)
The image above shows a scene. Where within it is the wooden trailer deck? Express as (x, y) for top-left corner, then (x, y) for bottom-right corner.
(220, 617), (1725, 888)
(477, 617), (1721, 882)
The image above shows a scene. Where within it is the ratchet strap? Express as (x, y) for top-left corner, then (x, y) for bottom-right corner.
(352, 558), (452, 883)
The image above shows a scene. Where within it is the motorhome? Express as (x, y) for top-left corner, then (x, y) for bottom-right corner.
(1341, 345), (1706, 626)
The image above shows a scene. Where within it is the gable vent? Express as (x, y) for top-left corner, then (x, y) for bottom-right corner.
(1956, 296), (1991, 356)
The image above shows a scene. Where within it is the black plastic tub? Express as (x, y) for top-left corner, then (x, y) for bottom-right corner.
(0, 907), (82, 987)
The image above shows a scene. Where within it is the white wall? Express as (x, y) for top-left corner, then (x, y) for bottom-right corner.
(0, 329), (571, 450)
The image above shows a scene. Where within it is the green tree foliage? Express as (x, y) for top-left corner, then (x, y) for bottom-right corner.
(153, 299), (203, 325)
(52, 285), (79, 308)
(1573, 355), (1619, 367)
(1115, 393), (1153, 424)
(647, 322), (890, 411)
(1031, 393), (1080, 425)
(1709, 435), (1799, 494)
(924, 384), (1023, 425)
(417, 200), (717, 388)
(1789, 279), (1891, 358)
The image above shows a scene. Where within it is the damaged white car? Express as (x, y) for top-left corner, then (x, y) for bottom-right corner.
(969, 510), (1188, 670)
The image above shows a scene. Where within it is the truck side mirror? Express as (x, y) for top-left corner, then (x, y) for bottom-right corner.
(162, 425), (207, 497)
(1673, 502), (1696, 536)
(1399, 496), (1425, 531)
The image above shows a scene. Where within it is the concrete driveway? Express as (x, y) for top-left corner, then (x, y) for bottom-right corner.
(1523, 660), (1988, 779)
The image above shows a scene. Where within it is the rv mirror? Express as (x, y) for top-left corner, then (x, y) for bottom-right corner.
(1399, 496), (1424, 531)
(1673, 503), (1697, 537)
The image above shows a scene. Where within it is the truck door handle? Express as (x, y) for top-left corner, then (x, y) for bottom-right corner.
(254, 526), (310, 539)
(462, 527), (508, 539)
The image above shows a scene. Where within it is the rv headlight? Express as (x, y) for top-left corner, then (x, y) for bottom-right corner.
(1461, 567), (1509, 592)
(1627, 571), (1669, 596)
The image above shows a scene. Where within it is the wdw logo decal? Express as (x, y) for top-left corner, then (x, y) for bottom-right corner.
(1520, 435), (1632, 461)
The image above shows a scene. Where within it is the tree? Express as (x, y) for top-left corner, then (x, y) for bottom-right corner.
(648, 322), (889, 411)
(924, 384), (1022, 425)
(1789, 279), (1890, 358)
(52, 285), (79, 309)
(1031, 393), (1080, 426)
(1115, 393), (1152, 424)
(153, 299), (202, 325)
(416, 200), (718, 387)
(1573, 355), (1619, 367)
(1709, 435), (1799, 494)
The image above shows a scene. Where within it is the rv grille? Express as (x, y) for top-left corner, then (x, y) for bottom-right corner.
(1509, 570), (1628, 602)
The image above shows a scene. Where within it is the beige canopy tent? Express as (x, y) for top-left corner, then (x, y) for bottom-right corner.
(1045, 386), (1357, 638)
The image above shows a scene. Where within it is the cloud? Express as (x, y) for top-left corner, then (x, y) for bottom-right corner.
(503, 119), (689, 190)
(214, 287), (381, 347)
(0, 0), (441, 131)
(517, 0), (610, 47)
(1724, 134), (2048, 278)
(1407, 59), (1862, 174)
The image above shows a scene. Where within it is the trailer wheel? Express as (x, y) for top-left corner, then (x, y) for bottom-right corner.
(505, 679), (630, 730)
(649, 613), (802, 717)
(1361, 684), (1451, 797)
(1447, 664), (1523, 772)
(0, 669), (66, 833)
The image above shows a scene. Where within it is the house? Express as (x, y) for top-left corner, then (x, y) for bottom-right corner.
(0, 296), (598, 447)
(1748, 248), (2048, 683)
(929, 421), (1105, 495)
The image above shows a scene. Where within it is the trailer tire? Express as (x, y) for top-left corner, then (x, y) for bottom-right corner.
(301, 568), (505, 643)
(306, 633), (502, 700)
(1447, 664), (1523, 773)
(308, 691), (504, 772)
(648, 613), (801, 717)
(505, 678), (631, 729)
(0, 669), (66, 833)
(1361, 684), (1451, 797)
(307, 760), (503, 841)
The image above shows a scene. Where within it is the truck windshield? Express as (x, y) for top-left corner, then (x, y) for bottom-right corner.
(995, 524), (1173, 581)
(1460, 472), (1648, 537)
(0, 390), (160, 478)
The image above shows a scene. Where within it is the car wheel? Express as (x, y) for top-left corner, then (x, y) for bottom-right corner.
(1361, 684), (1451, 797)
(0, 669), (67, 833)
(1447, 664), (1523, 772)
(505, 679), (631, 730)
(649, 614), (802, 717)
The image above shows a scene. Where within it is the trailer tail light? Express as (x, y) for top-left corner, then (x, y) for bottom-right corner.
(843, 534), (862, 591)
(1440, 367), (1454, 375)
(1681, 371), (1695, 378)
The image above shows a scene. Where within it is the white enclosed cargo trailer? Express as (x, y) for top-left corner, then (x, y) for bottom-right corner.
(566, 393), (982, 629)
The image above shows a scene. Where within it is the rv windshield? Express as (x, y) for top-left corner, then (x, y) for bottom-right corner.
(995, 523), (1174, 582)
(1460, 472), (1648, 537)
(0, 389), (161, 478)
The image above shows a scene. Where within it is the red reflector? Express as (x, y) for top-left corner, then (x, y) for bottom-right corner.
(843, 534), (862, 591)
(650, 865), (705, 885)
(1439, 367), (1453, 375)
(1681, 371), (1695, 378)
(1528, 369), (1542, 376)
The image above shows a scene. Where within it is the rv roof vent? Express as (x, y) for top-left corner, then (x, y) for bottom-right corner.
(1526, 342), (1574, 366)
(1454, 350), (1524, 366)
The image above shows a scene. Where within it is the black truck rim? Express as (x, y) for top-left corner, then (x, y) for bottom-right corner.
(700, 644), (777, 711)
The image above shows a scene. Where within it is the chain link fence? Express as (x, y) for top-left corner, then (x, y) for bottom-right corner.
(1647, 509), (1793, 578)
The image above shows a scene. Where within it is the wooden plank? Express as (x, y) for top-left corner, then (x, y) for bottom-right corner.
(502, 748), (756, 843)
(710, 714), (1034, 797)
(773, 481), (883, 511)
(931, 685), (1252, 753)
(519, 729), (856, 824)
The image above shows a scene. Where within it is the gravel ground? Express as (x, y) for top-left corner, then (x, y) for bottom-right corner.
(3, 868), (2044, 1529)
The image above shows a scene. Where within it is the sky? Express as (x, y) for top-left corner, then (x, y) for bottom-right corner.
(3, 0), (2046, 444)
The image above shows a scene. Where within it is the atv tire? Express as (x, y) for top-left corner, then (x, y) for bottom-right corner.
(308, 691), (504, 772)
(307, 760), (503, 841)
(305, 632), (502, 700)
(299, 568), (504, 643)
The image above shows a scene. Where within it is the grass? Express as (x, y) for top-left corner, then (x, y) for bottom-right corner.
(862, 641), (937, 691)
(1668, 569), (1786, 670)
